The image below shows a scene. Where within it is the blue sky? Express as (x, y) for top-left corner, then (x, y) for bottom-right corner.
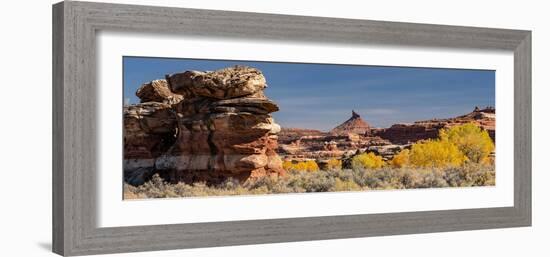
(123, 57), (495, 131)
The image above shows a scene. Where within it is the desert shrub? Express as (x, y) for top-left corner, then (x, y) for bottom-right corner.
(326, 158), (343, 170)
(390, 149), (410, 168)
(244, 176), (298, 194)
(415, 169), (448, 188)
(332, 178), (361, 191)
(283, 160), (319, 172)
(367, 168), (412, 189)
(351, 152), (385, 170)
(349, 168), (373, 188)
(286, 170), (335, 192)
(123, 162), (495, 199)
(473, 169), (496, 186)
(447, 162), (495, 187)
(408, 139), (466, 168)
(439, 123), (495, 164)
(123, 184), (146, 199)
(354, 169), (378, 188)
(331, 169), (354, 182)
(132, 174), (178, 198)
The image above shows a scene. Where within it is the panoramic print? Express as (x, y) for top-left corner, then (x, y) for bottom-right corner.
(122, 57), (496, 199)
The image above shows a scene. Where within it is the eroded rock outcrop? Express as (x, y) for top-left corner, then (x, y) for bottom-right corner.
(124, 66), (284, 185)
(136, 79), (184, 104)
(123, 102), (179, 185)
(368, 123), (444, 145)
(166, 66), (267, 99)
(372, 107), (495, 144)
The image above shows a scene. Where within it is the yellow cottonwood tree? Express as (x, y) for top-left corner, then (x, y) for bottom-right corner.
(391, 149), (410, 168)
(408, 139), (466, 168)
(283, 160), (319, 172)
(439, 123), (494, 164)
(326, 158), (342, 170)
(351, 152), (385, 169)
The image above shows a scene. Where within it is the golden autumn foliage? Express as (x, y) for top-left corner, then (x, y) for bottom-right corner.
(439, 123), (495, 164)
(326, 158), (343, 170)
(390, 123), (494, 168)
(351, 152), (385, 170)
(408, 139), (467, 168)
(283, 160), (319, 172)
(390, 149), (410, 168)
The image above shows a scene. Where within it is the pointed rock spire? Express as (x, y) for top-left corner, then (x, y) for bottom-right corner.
(331, 110), (370, 135)
(352, 110), (360, 118)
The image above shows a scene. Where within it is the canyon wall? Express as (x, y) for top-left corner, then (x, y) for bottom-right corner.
(371, 107), (495, 144)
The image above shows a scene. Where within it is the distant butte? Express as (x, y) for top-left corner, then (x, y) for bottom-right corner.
(330, 110), (371, 135)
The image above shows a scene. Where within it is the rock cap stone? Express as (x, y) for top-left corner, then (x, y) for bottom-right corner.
(166, 65), (267, 99)
(136, 79), (183, 104)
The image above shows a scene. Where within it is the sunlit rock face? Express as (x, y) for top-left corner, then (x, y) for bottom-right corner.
(135, 79), (184, 104)
(123, 66), (284, 185)
(330, 110), (371, 135)
(371, 107), (495, 144)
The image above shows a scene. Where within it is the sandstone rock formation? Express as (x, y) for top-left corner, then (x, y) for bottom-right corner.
(123, 102), (179, 185)
(278, 128), (325, 144)
(372, 107), (495, 144)
(124, 65), (284, 185)
(368, 123), (443, 145)
(277, 112), (390, 163)
(330, 110), (371, 135)
(124, 103), (177, 156)
(165, 66), (267, 99)
(136, 79), (184, 104)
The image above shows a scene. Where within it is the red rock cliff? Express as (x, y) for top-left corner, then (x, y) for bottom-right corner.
(371, 107), (495, 144)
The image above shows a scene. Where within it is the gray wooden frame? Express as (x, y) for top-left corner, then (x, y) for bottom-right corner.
(52, 1), (531, 256)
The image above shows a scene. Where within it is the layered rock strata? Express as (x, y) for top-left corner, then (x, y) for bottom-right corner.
(123, 89), (181, 185)
(372, 107), (495, 144)
(123, 66), (284, 185)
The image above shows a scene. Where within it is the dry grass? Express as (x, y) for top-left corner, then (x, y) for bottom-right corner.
(124, 163), (495, 199)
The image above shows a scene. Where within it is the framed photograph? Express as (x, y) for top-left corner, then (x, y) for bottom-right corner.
(52, 1), (531, 256)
